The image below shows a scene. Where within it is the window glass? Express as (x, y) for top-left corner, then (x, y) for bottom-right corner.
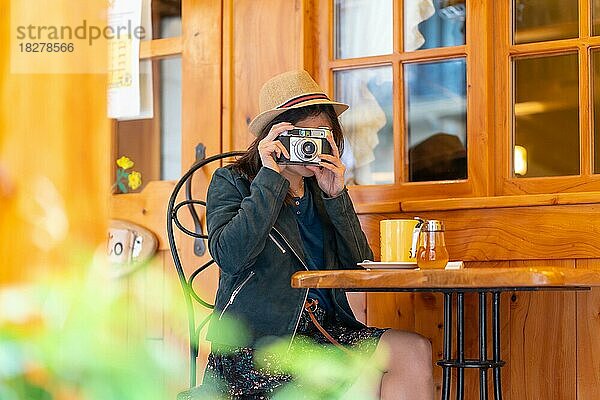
(405, 59), (467, 182)
(160, 56), (182, 180)
(147, 0), (182, 39)
(334, 66), (394, 185)
(513, 54), (579, 177)
(404, 0), (465, 52)
(513, 0), (578, 44)
(334, 0), (393, 59)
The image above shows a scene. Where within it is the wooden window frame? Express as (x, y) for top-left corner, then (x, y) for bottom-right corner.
(140, 36), (182, 59)
(309, 0), (492, 208)
(495, 0), (600, 195)
(310, 0), (600, 206)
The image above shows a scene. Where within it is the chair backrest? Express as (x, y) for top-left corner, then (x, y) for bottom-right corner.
(166, 150), (245, 388)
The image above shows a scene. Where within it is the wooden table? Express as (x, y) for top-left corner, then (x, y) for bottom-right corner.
(291, 267), (600, 400)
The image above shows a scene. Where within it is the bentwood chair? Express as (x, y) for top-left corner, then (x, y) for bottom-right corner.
(166, 149), (245, 399)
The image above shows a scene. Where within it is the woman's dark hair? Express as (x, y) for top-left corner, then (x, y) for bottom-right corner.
(232, 104), (344, 181)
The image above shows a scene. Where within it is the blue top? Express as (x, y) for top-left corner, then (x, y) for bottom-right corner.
(292, 184), (333, 312)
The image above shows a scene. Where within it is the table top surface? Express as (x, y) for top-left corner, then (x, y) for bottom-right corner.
(290, 267), (600, 290)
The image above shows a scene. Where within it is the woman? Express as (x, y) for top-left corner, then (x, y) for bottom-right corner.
(203, 70), (433, 399)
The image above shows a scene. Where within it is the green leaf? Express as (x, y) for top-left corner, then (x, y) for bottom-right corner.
(117, 181), (127, 193)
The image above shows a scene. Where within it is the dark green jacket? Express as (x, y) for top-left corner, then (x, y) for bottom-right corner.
(205, 165), (374, 347)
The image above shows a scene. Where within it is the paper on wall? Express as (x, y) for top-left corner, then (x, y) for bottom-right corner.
(107, 0), (153, 120)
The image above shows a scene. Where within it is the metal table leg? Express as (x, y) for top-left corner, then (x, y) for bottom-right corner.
(456, 292), (465, 400)
(492, 292), (503, 400)
(437, 289), (505, 400)
(441, 292), (452, 400)
(479, 292), (489, 399)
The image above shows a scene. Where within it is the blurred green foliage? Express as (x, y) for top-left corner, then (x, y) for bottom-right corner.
(0, 253), (187, 400)
(0, 252), (382, 400)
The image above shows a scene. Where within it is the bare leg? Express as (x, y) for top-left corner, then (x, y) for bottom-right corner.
(376, 329), (434, 400)
(345, 329), (433, 399)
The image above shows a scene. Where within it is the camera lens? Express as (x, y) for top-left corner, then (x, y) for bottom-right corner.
(301, 140), (317, 158)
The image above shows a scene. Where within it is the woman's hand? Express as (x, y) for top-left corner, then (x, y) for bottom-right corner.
(258, 122), (292, 173)
(307, 133), (346, 197)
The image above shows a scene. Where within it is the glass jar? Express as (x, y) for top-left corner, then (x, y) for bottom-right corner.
(416, 220), (449, 269)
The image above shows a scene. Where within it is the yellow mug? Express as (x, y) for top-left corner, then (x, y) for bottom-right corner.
(380, 219), (419, 263)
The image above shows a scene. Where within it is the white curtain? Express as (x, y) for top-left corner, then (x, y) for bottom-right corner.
(336, 0), (392, 58)
(404, 0), (436, 51)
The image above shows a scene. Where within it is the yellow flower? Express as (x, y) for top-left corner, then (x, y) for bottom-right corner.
(127, 171), (142, 190)
(116, 156), (134, 170)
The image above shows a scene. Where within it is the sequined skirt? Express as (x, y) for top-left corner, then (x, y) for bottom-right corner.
(202, 305), (387, 399)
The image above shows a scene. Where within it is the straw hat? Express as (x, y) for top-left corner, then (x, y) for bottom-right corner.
(248, 70), (349, 136)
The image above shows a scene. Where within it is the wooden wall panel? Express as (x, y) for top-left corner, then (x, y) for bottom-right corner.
(367, 292), (415, 330)
(359, 204), (600, 262)
(182, 0), (222, 168)
(227, 0), (303, 152)
(509, 259), (577, 400)
(576, 259), (600, 400)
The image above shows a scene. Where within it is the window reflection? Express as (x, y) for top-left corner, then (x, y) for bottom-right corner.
(335, 66), (394, 185)
(405, 59), (467, 182)
(404, 0), (465, 52)
(334, 0), (392, 59)
(513, 54), (579, 177)
(514, 0), (578, 44)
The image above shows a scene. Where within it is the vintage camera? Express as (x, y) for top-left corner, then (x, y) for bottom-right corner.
(275, 127), (332, 165)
